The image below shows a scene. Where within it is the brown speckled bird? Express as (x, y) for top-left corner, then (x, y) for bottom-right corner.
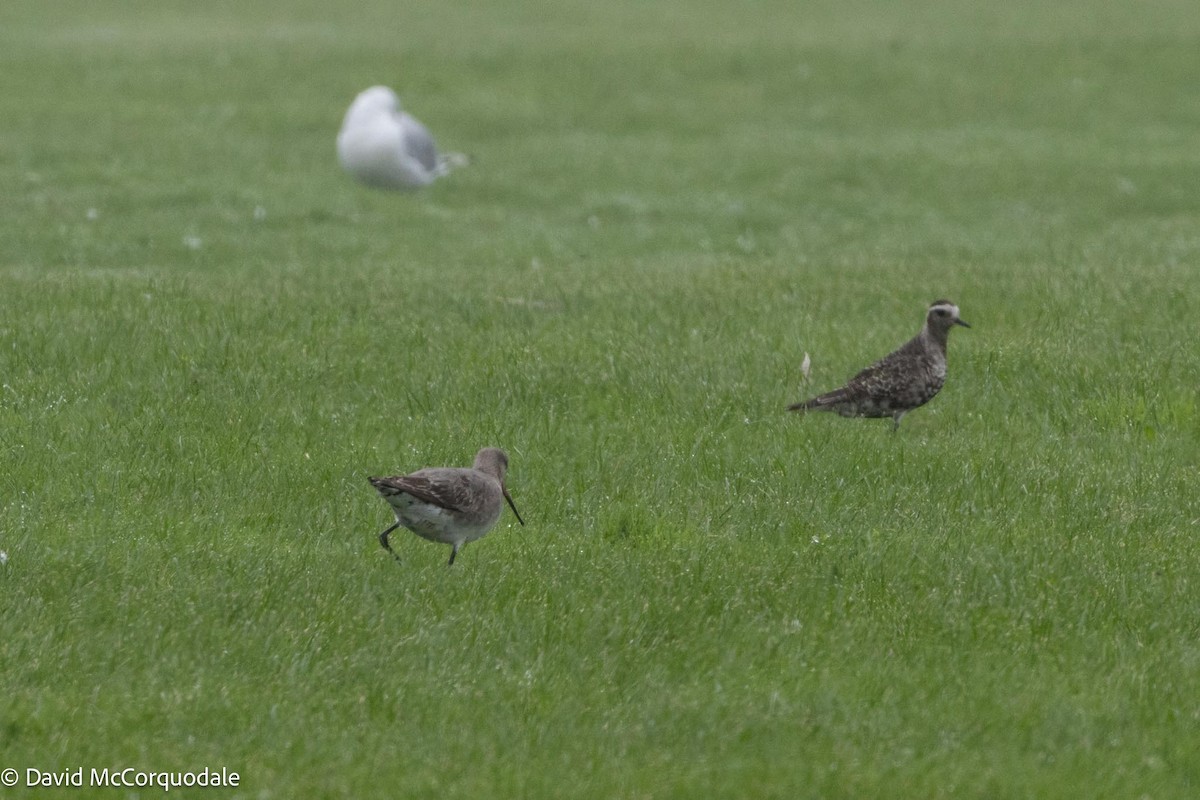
(788, 300), (970, 430)
(368, 448), (524, 565)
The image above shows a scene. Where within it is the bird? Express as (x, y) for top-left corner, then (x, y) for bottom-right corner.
(788, 300), (970, 430)
(336, 85), (466, 190)
(368, 448), (524, 565)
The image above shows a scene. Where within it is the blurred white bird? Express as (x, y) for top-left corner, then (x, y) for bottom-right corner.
(336, 86), (465, 190)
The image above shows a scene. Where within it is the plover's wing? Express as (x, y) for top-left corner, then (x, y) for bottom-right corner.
(369, 473), (470, 513)
(789, 382), (852, 410)
(842, 356), (909, 404)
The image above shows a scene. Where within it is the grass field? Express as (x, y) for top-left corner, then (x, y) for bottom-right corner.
(2, 1), (1200, 797)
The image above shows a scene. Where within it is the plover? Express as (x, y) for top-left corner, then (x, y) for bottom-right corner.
(368, 448), (524, 565)
(788, 300), (970, 430)
(337, 86), (465, 190)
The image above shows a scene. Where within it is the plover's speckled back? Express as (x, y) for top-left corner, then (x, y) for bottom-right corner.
(788, 300), (970, 430)
(369, 448), (524, 565)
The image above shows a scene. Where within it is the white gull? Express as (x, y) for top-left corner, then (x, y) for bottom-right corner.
(336, 85), (465, 190)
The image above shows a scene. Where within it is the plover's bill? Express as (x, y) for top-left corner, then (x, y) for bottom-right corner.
(368, 447), (524, 565)
(788, 300), (970, 430)
(336, 85), (466, 190)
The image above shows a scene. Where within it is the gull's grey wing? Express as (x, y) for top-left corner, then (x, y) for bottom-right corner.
(399, 113), (439, 173)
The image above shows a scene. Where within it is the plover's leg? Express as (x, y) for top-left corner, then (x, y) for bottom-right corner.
(447, 543), (460, 566)
(891, 411), (905, 432)
(378, 522), (402, 561)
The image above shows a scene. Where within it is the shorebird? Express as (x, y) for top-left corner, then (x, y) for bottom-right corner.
(336, 85), (466, 190)
(368, 448), (524, 565)
(788, 300), (970, 430)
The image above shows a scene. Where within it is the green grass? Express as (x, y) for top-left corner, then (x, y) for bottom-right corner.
(2, 1), (1200, 797)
